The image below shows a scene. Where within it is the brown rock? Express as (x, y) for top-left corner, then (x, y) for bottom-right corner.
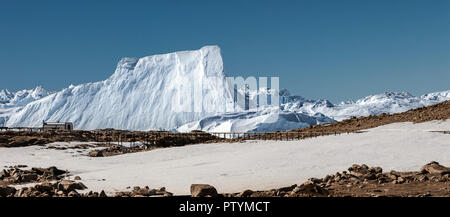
(68, 191), (80, 197)
(420, 161), (450, 175)
(88, 150), (103, 157)
(190, 184), (218, 197)
(57, 180), (87, 192)
(237, 189), (254, 197)
(99, 190), (107, 197)
(21, 173), (38, 182)
(348, 164), (370, 177)
(0, 186), (16, 197)
(74, 176), (81, 180)
(369, 167), (383, 174)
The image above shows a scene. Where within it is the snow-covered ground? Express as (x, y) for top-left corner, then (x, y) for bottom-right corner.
(1, 120), (449, 195)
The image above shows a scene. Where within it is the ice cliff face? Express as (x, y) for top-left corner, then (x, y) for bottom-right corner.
(5, 46), (236, 130)
(3, 45), (450, 131)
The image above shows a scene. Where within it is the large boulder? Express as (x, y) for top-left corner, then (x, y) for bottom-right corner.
(420, 161), (450, 175)
(190, 184), (218, 197)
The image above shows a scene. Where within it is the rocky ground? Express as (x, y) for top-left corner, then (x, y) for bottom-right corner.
(1, 162), (449, 197)
(0, 166), (173, 197)
(190, 161), (450, 197)
(0, 130), (223, 148)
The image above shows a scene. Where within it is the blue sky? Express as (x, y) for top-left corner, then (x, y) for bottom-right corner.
(1, 0), (449, 103)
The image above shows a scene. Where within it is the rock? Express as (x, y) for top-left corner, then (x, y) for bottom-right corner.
(444, 174), (450, 181)
(369, 167), (383, 174)
(133, 187), (153, 196)
(74, 176), (81, 180)
(88, 150), (103, 157)
(190, 184), (218, 197)
(397, 177), (405, 184)
(15, 188), (25, 197)
(0, 186), (16, 197)
(417, 175), (428, 182)
(293, 181), (329, 196)
(348, 164), (370, 177)
(34, 182), (54, 193)
(48, 166), (66, 176)
(278, 184), (297, 192)
(21, 173), (38, 182)
(420, 161), (450, 175)
(57, 180), (87, 192)
(237, 189), (253, 197)
(388, 174), (397, 180)
(99, 190), (107, 197)
(68, 191), (80, 197)
(0, 169), (7, 178)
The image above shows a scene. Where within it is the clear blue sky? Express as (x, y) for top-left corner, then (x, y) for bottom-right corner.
(1, 0), (449, 103)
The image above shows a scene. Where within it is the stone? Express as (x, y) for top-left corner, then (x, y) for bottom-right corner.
(99, 190), (107, 197)
(34, 182), (54, 192)
(348, 164), (370, 177)
(21, 173), (38, 182)
(68, 191), (80, 197)
(369, 167), (383, 174)
(0, 186), (16, 197)
(74, 176), (81, 180)
(237, 189), (253, 197)
(190, 184), (218, 197)
(418, 175), (428, 182)
(57, 180), (87, 192)
(88, 150), (103, 157)
(420, 161), (450, 175)
(294, 181), (329, 196)
(48, 166), (66, 176)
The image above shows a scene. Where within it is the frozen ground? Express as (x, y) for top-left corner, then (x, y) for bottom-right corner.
(0, 120), (449, 195)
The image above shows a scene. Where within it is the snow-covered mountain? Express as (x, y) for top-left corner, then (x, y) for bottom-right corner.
(0, 86), (53, 126)
(280, 90), (450, 122)
(178, 90), (450, 132)
(2, 45), (450, 131)
(0, 86), (51, 106)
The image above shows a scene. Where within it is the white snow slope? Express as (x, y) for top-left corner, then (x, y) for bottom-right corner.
(3, 45), (450, 131)
(1, 120), (449, 195)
